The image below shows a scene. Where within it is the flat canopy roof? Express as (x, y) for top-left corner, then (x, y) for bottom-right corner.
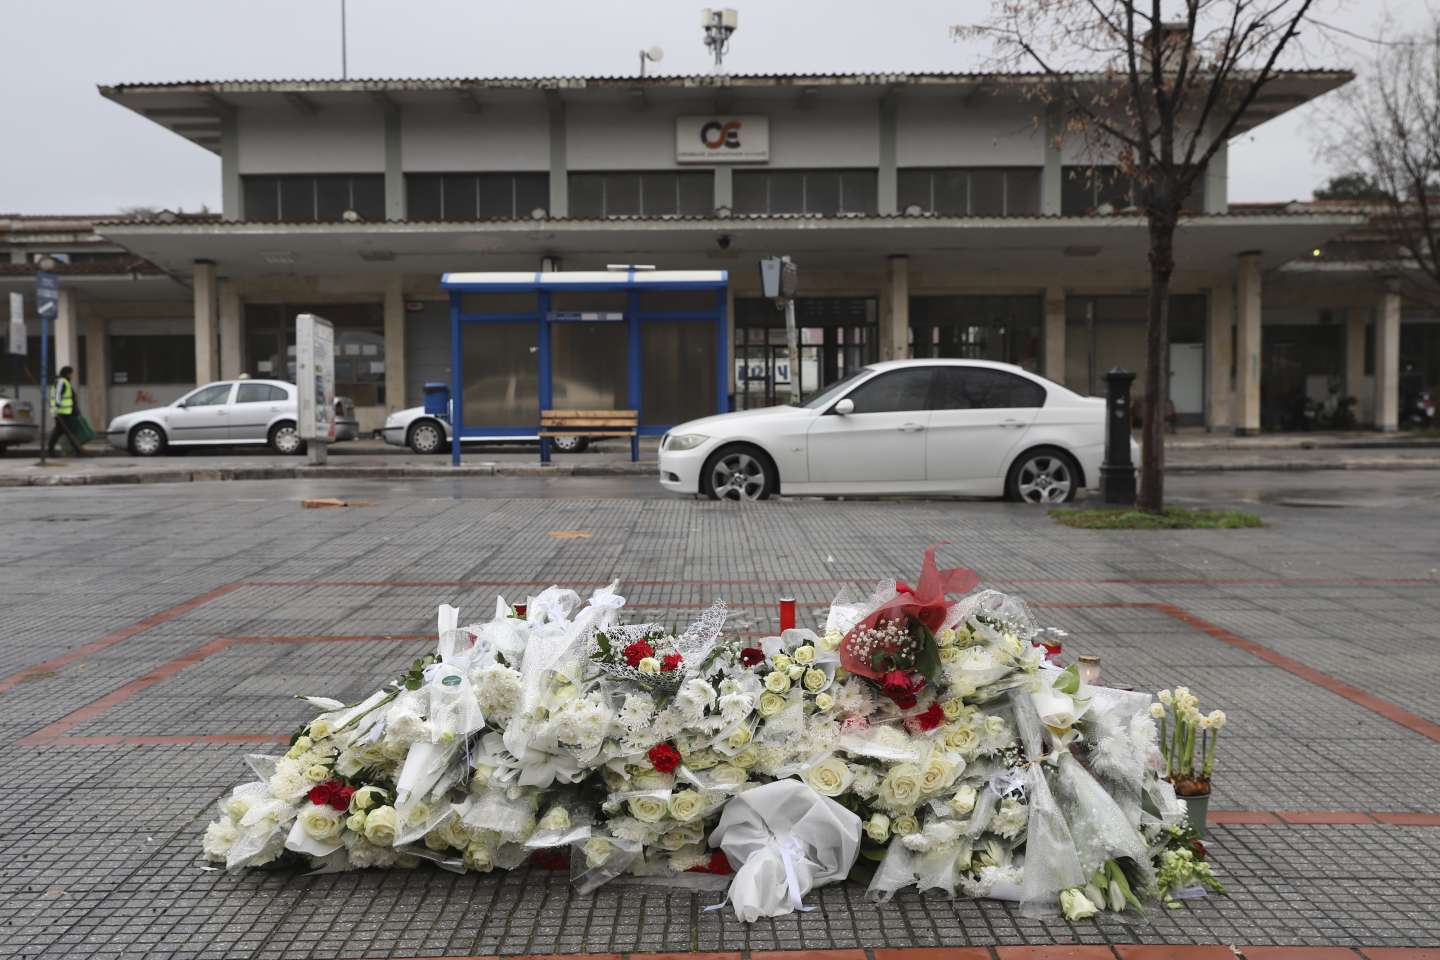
(441, 270), (728, 292)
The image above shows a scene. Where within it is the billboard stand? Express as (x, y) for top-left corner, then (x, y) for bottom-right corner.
(295, 313), (336, 467)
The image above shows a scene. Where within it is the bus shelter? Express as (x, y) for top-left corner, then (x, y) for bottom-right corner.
(439, 270), (730, 466)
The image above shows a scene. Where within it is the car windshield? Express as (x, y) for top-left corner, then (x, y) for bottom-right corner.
(799, 368), (873, 409)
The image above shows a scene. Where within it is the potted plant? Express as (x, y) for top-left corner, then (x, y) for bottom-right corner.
(1152, 688), (1226, 837)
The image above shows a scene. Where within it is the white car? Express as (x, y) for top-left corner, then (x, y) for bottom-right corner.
(107, 379), (306, 456)
(660, 359), (1124, 502)
(382, 406), (587, 455)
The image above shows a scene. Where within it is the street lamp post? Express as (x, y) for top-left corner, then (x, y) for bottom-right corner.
(35, 257), (59, 466)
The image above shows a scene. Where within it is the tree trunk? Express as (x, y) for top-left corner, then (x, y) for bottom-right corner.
(1138, 213), (1176, 513)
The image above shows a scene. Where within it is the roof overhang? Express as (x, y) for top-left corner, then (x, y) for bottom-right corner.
(0, 271), (190, 303)
(98, 214), (1366, 282)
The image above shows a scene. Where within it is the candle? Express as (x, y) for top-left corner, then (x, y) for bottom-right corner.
(513, 602), (528, 618)
(1078, 655), (1101, 685)
(779, 597), (796, 632)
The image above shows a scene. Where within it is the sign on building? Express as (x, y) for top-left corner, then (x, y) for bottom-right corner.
(676, 115), (769, 163)
(7, 293), (24, 355)
(295, 313), (336, 442)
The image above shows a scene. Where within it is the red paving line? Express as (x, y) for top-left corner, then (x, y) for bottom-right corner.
(244, 576), (1437, 590)
(0, 582), (245, 695)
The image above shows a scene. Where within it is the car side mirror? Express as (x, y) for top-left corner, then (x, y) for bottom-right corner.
(834, 398), (855, 416)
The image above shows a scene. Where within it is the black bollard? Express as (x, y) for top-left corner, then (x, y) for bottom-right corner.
(1101, 368), (1137, 506)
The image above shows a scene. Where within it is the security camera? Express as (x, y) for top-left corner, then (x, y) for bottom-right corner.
(717, 234), (732, 251)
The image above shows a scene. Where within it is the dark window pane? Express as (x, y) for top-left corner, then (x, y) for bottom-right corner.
(1062, 167), (1095, 215)
(406, 175), (442, 221)
(605, 173), (641, 216)
(839, 170), (877, 214)
(844, 367), (933, 414)
(970, 169), (1005, 216)
(315, 176), (350, 221)
(515, 173), (549, 218)
(898, 169), (930, 212)
(733, 171), (768, 213)
(109, 335), (194, 383)
(678, 171), (713, 215)
(236, 382), (274, 403)
(1006, 168), (1042, 215)
(279, 176), (315, 221)
(477, 174), (513, 219)
(805, 171), (840, 215)
(1094, 167), (1132, 210)
(442, 174), (478, 220)
(186, 383), (233, 406)
(934, 170), (968, 215)
(643, 172), (678, 216)
(351, 175), (385, 220)
(769, 171), (805, 214)
(569, 173), (605, 218)
(243, 177), (279, 221)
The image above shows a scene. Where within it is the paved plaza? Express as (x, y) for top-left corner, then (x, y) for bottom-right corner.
(2, 472), (1439, 959)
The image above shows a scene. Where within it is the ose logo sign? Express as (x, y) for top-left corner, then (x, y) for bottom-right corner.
(677, 115), (769, 163)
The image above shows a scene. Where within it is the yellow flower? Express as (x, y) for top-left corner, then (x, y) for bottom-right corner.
(764, 671), (792, 694)
(757, 691), (787, 717)
(793, 645), (816, 664)
(803, 668), (827, 692)
(944, 724), (980, 753)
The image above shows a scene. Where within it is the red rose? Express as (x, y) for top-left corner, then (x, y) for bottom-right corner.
(916, 702), (945, 732)
(623, 640), (655, 668)
(648, 742), (681, 773)
(661, 653), (683, 672)
(307, 783), (332, 807)
(739, 647), (765, 667)
(1190, 838), (1208, 861)
(330, 784), (356, 812)
(881, 669), (912, 695)
(892, 691), (918, 710)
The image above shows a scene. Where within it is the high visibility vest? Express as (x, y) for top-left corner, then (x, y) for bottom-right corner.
(51, 377), (75, 416)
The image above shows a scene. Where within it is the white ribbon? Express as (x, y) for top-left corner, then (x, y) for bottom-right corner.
(776, 833), (817, 913)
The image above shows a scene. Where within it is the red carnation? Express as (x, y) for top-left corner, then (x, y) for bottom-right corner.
(912, 702), (945, 733)
(739, 647), (765, 667)
(661, 653), (683, 672)
(623, 640), (655, 667)
(648, 742), (682, 773)
(1190, 838), (1208, 861)
(881, 669), (913, 696)
(892, 691), (918, 710)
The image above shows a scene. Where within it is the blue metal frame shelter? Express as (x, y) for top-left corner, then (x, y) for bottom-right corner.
(439, 270), (730, 466)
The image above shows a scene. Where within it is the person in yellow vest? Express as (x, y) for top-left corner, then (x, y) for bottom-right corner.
(47, 365), (85, 457)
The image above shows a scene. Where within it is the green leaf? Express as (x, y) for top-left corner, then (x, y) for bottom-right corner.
(596, 632), (612, 662)
(1054, 663), (1081, 696)
(910, 619), (941, 683)
(871, 650), (891, 672)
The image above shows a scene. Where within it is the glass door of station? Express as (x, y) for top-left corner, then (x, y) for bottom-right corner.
(735, 298), (878, 409)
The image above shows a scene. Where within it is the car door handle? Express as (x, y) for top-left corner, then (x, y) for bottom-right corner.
(898, 422), (926, 433)
(999, 419), (1026, 428)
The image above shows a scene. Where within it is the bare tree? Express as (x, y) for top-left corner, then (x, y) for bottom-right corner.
(960, 0), (1320, 512)
(1326, 13), (1440, 306)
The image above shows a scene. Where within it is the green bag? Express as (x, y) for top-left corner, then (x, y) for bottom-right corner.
(72, 414), (97, 445)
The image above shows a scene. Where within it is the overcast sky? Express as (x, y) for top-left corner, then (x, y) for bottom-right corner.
(0, 0), (1432, 215)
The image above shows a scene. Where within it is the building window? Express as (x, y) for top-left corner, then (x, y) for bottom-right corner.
(909, 296), (1043, 370)
(242, 175), (385, 222)
(109, 335), (195, 384)
(244, 303), (386, 406)
(567, 172), (713, 218)
(1061, 166), (1203, 215)
(1, 335), (87, 382)
(405, 173), (549, 220)
(897, 168), (1042, 216)
(733, 170), (878, 216)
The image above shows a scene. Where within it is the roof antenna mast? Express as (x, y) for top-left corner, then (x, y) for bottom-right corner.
(702, 8), (738, 72)
(340, 0), (348, 79)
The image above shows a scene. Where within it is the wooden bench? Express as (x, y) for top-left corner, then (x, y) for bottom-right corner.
(539, 409), (639, 463)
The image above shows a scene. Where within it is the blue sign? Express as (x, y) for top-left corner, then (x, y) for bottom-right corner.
(36, 272), (59, 320)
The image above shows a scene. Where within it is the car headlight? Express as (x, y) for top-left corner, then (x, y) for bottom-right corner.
(665, 433), (709, 452)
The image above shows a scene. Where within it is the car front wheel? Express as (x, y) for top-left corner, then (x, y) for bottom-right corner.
(701, 445), (776, 501)
(1006, 448), (1079, 504)
(408, 419), (445, 455)
(550, 435), (588, 454)
(129, 423), (167, 457)
(269, 421), (304, 456)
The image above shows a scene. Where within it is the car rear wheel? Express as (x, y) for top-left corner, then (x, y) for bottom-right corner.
(408, 419), (445, 455)
(550, 435), (589, 454)
(701, 445), (776, 501)
(1006, 448), (1079, 504)
(269, 421), (304, 456)
(129, 423), (167, 457)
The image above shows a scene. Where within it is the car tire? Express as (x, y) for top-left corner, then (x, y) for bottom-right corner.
(550, 435), (589, 454)
(1005, 447), (1080, 504)
(269, 421), (305, 456)
(128, 423), (167, 457)
(407, 419), (445, 455)
(700, 444), (777, 501)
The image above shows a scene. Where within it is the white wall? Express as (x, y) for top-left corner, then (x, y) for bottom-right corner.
(403, 102), (549, 171)
(896, 95), (1044, 167)
(237, 103), (385, 174)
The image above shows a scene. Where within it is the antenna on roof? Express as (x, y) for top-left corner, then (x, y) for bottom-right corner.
(340, 0), (349, 79)
(640, 46), (664, 77)
(702, 9), (738, 71)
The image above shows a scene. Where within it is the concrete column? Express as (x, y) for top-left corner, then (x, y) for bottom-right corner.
(383, 275), (406, 412)
(879, 255), (910, 361)
(218, 278), (242, 379)
(1041, 104), (1063, 216)
(84, 313), (109, 429)
(384, 108), (404, 221)
(725, 284), (736, 400)
(1043, 286), (1065, 383)
(220, 112), (241, 221)
(55, 288), (80, 376)
(1203, 141), (1228, 214)
(547, 93), (568, 218)
(1206, 280), (1234, 431)
(1234, 252), (1262, 435)
(1345, 309), (1369, 425)
(193, 261), (220, 383)
(713, 167), (733, 211)
(877, 94), (898, 216)
(1375, 283), (1401, 431)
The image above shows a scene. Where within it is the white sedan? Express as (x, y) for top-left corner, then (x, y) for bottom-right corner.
(659, 359), (1123, 502)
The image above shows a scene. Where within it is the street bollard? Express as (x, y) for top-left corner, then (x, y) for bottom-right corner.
(1101, 368), (1137, 506)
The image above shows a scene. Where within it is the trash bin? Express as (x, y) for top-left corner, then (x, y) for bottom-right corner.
(423, 382), (450, 418)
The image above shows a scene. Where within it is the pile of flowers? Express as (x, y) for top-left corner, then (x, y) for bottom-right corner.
(203, 548), (1206, 920)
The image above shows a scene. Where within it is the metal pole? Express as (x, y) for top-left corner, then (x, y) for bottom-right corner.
(39, 311), (48, 465)
(784, 298), (800, 404)
(340, 0), (348, 80)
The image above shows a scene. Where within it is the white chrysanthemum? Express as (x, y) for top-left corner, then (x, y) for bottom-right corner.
(472, 663), (524, 720)
(618, 692), (656, 732)
(718, 691), (754, 721)
(267, 761), (311, 802)
(990, 797), (1028, 839)
(667, 844), (712, 872)
(202, 819), (239, 861)
(849, 765), (880, 799)
(677, 678), (717, 716)
(344, 831), (398, 869)
(832, 680), (878, 718)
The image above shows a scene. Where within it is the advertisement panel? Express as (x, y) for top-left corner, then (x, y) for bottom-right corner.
(295, 313), (336, 442)
(675, 115), (769, 163)
(8, 293), (24, 356)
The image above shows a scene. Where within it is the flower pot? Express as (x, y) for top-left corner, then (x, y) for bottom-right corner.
(1180, 793), (1210, 839)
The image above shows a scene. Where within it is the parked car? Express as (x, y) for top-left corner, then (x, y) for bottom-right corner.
(381, 405), (588, 455)
(0, 396), (38, 453)
(107, 379), (305, 455)
(659, 359), (1126, 502)
(334, 396), (360, 442)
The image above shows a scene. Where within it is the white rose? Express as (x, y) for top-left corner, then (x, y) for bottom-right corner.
(709, 764), (748, 790)
(921, 754), (961, 795)
(878, 763), (923, 810)
(820, 630), (843, 652)
(945, 725), (980, 753)
(346, 811), (367, 833)
(539, 806), (571, 832)
(732, 747), (759, 769)
(765, 671), (792, 694)
(793, 645), (816, 664)
(1060, 887), (1099, 921)
(771, 654), (792, 671)
(309, 718), (334, 740)
(951, 784), (978, 815)
(802, 756), (851, 797)
(667, 790), (707, 823)
(865, 812), (891, 843)
(637, 657), (661, 675)
(584, 836), (613, 868)
(1150, 703), (1167, 719)
(727, 726), (753, 748)
(304, 764), (330, 784)
(299, 802), (345, 841)
(803, 668), (827, 692)
(350, 785), (385, 812)
(363, 805), (399, 846)
(893, 814), (919, 837)
(815, 692), (835, 711)
(465, 841), (494, 872)
(757, 691), (787, 717)
(628, 795), (668, 823)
